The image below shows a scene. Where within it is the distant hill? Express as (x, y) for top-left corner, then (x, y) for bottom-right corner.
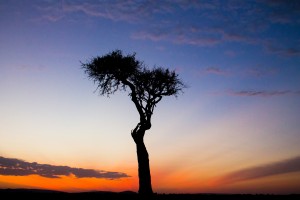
(1, 188), (65, 193)
(1, 188), (299, 200)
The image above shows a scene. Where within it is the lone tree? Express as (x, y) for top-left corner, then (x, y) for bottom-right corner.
(82, 50), (185, 195)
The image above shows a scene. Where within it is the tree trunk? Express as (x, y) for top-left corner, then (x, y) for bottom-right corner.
(131, 126), (153, 196)
(136, 138), (153, 195)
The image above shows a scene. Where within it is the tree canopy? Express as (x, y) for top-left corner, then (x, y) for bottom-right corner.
(82, 49), (185, 130)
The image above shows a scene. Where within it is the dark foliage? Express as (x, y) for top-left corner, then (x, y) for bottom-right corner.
(81, 49), (185, 129)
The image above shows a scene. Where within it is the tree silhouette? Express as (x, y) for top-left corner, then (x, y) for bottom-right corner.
(82, 50), (185, 196)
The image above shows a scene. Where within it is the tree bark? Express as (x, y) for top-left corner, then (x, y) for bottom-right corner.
(131, 125), (153, 196)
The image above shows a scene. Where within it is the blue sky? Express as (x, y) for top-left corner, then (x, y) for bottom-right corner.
(0, 0), (300, 194)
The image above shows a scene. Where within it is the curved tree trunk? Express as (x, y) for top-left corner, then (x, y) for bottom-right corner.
(131, 126), (153, 196)
(135, 138), (153, 195)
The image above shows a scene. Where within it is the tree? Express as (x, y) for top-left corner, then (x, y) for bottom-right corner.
(81, 50), (185, 196)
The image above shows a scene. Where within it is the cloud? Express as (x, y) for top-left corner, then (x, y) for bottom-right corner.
(264, 42), (300, 57)
(2, 65), (47, 73)
(132, 28), (221, 47)
(32, 0), (300, 52)
(224, 50), (237, 57)
(198, 65), (277, 78)
(130, 0), (300, 51)
(130, 3), (262, 47)
(245, 67), (277, 77)
(216, 155), (300, 185)
(0, 156), (129, 179)
(14, 65), (46, 72)
(262, 0), (300, 24)
(34, 1), (65, 22)
(36, 0), (174, 23)
(227, 90), (299, 97)
(132, 30), (169, 42)
(204, 67), (229, 76)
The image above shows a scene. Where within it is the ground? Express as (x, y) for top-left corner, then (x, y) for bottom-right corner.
(0, 189), (299, 200)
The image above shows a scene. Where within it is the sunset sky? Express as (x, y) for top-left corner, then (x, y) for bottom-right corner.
(1, 0), (300, 194)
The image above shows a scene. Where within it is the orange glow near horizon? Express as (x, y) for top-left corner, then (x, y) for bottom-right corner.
(1, 171), (300, 194)
(1, 154), (300, 194)
(0, 174), (138, 192)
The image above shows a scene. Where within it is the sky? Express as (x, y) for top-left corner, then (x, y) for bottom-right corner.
(0, 0), (300, 194)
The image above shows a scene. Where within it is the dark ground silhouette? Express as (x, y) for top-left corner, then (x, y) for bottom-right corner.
(1, 189), (299, 200)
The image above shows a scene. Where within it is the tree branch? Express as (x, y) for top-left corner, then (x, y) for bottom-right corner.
(122, 79), (146, 124)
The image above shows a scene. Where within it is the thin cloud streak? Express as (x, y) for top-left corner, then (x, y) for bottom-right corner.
(264, 42), (300, 57)
(204, 67), (229, 76)
(245, 67), (277, 78)
(0, 156), (129, 179)
(216, 156), (300, 185)
(14, 65), (46, 72)
(132, 29), (221, 47)
(197, 66), (277, 78)
(228, 90), (300, 97)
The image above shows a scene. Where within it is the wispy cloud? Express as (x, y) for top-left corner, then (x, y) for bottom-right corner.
(216, 155), (300, 185)
(132, 27), (221, 47)
(32, 0), (300, 53)
(0, 156), (129, 179)
(128, 1), (273, 47)
(197, 66), (277, 78)
(204, 67), (229, 76)
(228, 90), (300, 97)
(245, 67), (278, 77)
(36, 0), (174, 23)
(224, 50), (237, 57)
(264, 41), (300, 57)
(262, 0), (300, 24)
(13, 65), (46, 72)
